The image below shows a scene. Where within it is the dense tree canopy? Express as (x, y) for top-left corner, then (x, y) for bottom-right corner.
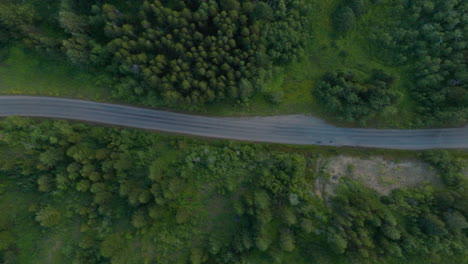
(100, 0), (305, 104)
(370, 0), (467, 126)
(0, 117), (466, 263)
(315, 69), (400, 123)
(326, 177), (468, 261)
(0, 0), (310, 106)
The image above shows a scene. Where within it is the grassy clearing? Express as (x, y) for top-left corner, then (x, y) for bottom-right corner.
(0, 45), (110, 100)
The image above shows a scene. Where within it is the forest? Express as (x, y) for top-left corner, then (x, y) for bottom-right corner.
(0, 0), (309, 106)
(313, 0), (467, 125)
(0, 0), (467, 263)
(0, 0), (466, 126)
(0, 117), (466, 263)
(367, 0), (467, 126)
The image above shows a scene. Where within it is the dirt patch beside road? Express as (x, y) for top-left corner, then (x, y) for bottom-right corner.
(317, 156), (441, 196)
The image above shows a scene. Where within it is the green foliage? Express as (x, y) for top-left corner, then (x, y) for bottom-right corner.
(37, 175), (53, 192)
(0, 118), (320, 263)
(349, 0), (368, 16)
(327, 231), (347, 254)
(262, 1), (309, 64)
(266, 89), (284, 104)
(333, 7), (356, 33)
(0, 0), (464, 129)
(421, 150), (466, 187)
(370, 0), (468, 126)
(0, 118), (466, 263)
(279, 229), (295, 252)
(100, 233), (126, 258)
(420, 214), (448, 236)
(326, 177), (468, 261)
(35, 205), (63, 228)
(315, 69), (400, 122)
(443, 211), (468, 231)
(0, 0), (310, 107)
(102, 0), (309, 105)
(0, 231), (15, 250)
(333, 0), (371, 33)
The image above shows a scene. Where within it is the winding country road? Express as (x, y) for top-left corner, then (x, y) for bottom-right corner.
(0, 96), (466, 149)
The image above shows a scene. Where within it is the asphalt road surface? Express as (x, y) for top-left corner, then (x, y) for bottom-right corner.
(0, 96), (466, 149)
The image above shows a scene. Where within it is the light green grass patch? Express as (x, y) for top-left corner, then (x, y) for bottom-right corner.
(0, 45), (110, 100)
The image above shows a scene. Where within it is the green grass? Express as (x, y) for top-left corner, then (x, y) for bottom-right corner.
(0, 45), (110, 100)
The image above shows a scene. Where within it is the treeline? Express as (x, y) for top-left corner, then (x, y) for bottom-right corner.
(0, 0), (310, 106)
(370, 0), (467, 126)
(0, 118), (466, 263)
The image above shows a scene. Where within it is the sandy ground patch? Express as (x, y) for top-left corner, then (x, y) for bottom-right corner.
(315, 156), (441, 197)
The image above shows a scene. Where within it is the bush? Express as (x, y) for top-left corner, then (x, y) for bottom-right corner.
(421, 150), (465, 187)
(267, 90), (284, 104)
(314, 69), (400, 122)
(333, 7), (356, 33)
